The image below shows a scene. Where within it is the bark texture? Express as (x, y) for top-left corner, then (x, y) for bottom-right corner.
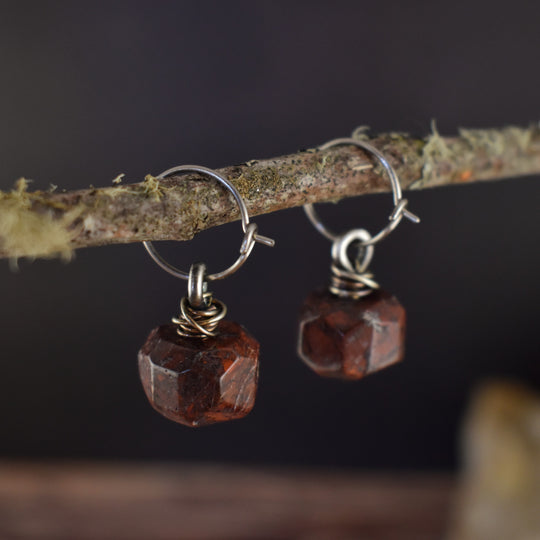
(0, 124), (538, 259)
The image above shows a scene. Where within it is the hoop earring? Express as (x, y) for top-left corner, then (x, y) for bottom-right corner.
(138, 165), (274, 427)
(298, 138), (420, 380)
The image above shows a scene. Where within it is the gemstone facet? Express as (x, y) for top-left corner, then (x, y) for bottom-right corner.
(138, 321), (259, 427)
(298, 288), (406, 380)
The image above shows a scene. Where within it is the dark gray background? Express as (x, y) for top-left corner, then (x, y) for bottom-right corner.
(0, 1), (538, 469)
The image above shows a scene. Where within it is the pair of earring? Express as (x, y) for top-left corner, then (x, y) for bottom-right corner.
(138, 139), (420, 427)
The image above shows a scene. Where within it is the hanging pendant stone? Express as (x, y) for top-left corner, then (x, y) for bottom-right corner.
(138, 321), (259, 427)
(298, 288), (406, 380)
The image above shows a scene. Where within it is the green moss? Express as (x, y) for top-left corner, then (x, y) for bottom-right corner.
(231, 166), (285, 200)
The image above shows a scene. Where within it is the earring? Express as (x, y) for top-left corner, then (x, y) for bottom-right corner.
(138, 165), (274, 427)
(298, 138), (420, 380)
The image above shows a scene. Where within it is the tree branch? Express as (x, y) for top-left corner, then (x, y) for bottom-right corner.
(1, 125), (539, 259)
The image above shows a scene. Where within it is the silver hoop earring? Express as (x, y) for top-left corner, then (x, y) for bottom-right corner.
(138, 165), (274, 427)
(298, 138), (420, 380)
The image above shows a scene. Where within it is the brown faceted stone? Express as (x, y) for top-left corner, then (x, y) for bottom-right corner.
(138, 321), (259, 427)
(298, 288), (406, 380)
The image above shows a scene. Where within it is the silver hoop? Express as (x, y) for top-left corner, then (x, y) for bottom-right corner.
(143, 165), (274, 281)
(304, 138), (420, 246)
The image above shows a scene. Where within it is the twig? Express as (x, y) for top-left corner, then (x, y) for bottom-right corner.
(0, 124), (539, 260)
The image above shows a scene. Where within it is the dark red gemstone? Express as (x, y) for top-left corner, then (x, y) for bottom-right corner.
(138, 321), (259, 427)
(298, 288), (406, 380)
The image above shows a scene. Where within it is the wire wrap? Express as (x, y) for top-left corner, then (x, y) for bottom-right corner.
(172, 293), (227, 338)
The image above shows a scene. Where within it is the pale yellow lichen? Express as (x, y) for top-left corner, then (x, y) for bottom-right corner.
(104, 184), (136, 198)
(411, 123), (539, 189)
(142, 174), (164, 200)
(351, 125), (370, 140)
(112, 173), (125, 185)
(0, 178), (79, 261)
(316, 153), (331, 172)
(420, 119), (453, 184)
(459, 125), (533, 155)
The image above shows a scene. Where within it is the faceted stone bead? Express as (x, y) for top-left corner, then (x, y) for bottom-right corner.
(138, 321), (259, 427)
(298, 288), (406, 380)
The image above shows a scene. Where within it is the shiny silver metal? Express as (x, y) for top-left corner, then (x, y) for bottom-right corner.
(187, 262), (208, 309)
(304, 136), (421, 298)
(331, 228), (374, 274)
(172, 295), (227, 338)
(304, 137), (420, 246)
(329, 228), (379, 298)
(143, 165), (274, 281)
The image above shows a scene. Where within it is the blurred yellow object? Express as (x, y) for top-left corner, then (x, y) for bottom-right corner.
(449, 381), (540, 540)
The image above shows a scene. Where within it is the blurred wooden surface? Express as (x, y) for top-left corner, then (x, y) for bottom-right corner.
(0, 463), (453, 540)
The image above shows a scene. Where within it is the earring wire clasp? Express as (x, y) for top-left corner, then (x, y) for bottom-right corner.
(143, 165), (275, 281)
(304, 137), (420, 246)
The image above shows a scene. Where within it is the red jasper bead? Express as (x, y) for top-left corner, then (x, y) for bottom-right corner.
(298, 288), (406, 380)
(138, 321), (259, 427)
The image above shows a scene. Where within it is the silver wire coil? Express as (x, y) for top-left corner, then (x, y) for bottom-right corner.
(329, 263), (379, 298)
(172, 294), (227, 338)
(329, 228), (379, 299)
